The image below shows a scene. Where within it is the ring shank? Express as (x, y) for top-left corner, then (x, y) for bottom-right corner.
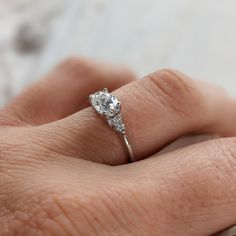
(121, 133), (135, 162)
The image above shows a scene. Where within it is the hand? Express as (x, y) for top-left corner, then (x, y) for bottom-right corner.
(1, 58), (236, 236)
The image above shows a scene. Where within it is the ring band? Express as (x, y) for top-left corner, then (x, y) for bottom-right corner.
(89, 88), (135, 162)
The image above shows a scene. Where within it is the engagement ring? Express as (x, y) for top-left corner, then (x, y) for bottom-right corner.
(89, 88), (135, 162)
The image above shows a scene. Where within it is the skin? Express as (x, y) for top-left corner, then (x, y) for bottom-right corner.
(1, 58), (236, 236)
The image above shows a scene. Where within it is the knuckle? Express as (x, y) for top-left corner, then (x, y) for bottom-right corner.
(60, 56), (85, 68)
(145, 69), (204, 116)
(57, 57), (93, 80)
(189, 138), (236, 201)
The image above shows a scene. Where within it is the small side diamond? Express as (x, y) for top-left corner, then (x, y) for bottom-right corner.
(107, 114), (125, 133)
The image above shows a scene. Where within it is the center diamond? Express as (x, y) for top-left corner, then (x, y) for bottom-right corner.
(90, 89), (121, 117)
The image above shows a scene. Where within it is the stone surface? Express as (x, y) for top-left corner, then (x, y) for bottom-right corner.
(90, 90), (121, 117)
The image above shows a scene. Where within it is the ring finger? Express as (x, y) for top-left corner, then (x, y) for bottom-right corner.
(35, 69), (236, 165)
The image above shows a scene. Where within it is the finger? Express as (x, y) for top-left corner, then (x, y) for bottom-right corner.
(35, 69), (236, 165)
(2, 137), (236, 235)
(119, 137), (236, 236)
(157, 134), (218, 155)
(0, 57), (135, 126)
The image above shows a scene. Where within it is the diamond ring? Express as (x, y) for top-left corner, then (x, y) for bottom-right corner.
(89, 88), (135, 162)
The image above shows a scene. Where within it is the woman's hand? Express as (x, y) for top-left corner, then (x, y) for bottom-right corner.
(1, 58), (236, 236)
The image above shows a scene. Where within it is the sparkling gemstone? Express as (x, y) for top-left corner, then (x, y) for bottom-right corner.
(90, 90), (121, 117)
(108, 114), (125, 133)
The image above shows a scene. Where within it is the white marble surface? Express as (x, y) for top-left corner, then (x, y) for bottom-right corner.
(1, 0), (236, 106)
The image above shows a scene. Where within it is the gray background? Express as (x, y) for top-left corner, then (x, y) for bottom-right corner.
(1, 0), (236, 106)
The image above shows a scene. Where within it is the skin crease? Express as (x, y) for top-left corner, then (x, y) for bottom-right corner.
(1, 58), (236, 236)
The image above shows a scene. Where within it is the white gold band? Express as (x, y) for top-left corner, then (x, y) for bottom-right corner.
(121, 133), (135, 162)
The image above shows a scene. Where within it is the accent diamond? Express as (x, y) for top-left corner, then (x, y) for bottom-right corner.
(107, 114), (125, 133)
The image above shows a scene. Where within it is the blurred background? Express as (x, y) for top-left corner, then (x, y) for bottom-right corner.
(1, 0), (236, 106)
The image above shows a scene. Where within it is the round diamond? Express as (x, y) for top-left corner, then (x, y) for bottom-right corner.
(90, 90), (120, 117)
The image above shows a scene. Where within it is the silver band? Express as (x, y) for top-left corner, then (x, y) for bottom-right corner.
(89, 88), (135, 162)
(121, 133), (135, 162)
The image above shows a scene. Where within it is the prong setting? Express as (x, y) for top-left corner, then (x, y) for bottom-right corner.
(116, 101), (122, 109)
(103, 88), (108, 93)
(89, 94), (93, 102)
(90, 88), (125, 133)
